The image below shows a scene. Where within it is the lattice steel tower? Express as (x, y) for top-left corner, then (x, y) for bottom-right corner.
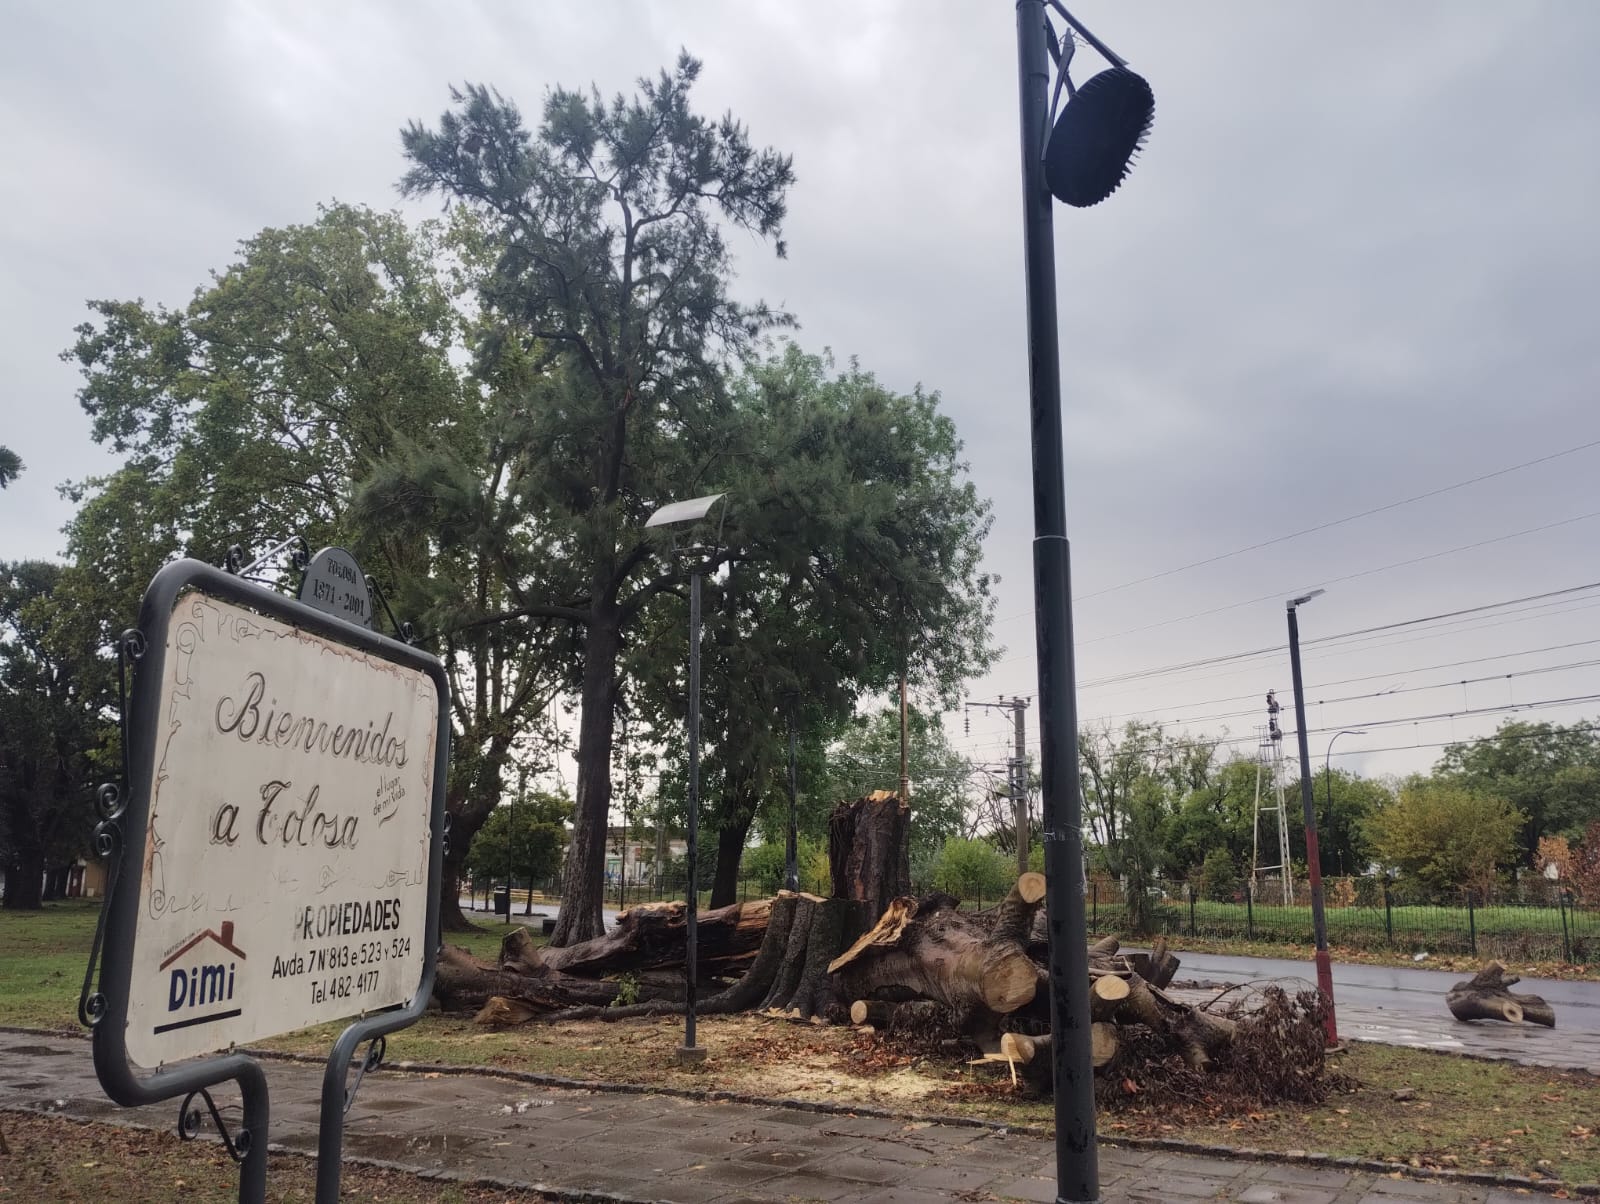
(1251, 689), (1294, 905)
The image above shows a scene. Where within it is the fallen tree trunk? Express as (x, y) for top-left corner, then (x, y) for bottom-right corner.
(829, 893), (1040, 1021)
(508, 896), (773, 979)
(1446, 961), (1556, 1027)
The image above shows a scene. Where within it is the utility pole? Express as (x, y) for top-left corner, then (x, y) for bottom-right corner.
(965, 697), (1031, 872)
(1011, 699), (1030, 873)
(898, 669), (911, 802)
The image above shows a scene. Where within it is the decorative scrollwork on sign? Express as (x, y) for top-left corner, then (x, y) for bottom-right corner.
(79, 627), (146, 1031)
(179, 1087), (250, 1163)
(343, 1034), (387, 1114)
(96, 781), (124, 823)
(221, 535), (312, 585)
(365, 574), (416, 645)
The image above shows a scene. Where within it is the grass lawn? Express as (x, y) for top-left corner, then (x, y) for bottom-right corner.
(6, 900), (1598, 1185)
(0, 1111), (553, 1202)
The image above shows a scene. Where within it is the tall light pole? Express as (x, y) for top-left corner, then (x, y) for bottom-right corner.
(785, 704), (800, 893)
(645, 493), (728, 1066)
(1325, 729), (1366, 880)
(1013, 5), (1152, 1200)
(1287, 589), (1337, 1045)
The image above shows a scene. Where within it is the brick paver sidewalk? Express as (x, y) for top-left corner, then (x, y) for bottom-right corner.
(0, 1032), (1550, 1203)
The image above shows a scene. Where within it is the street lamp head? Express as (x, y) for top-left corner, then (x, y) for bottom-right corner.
(645, 493), (726, 529)
(1287, 588), (1326, 610)
(1045, 66), (1154, 208)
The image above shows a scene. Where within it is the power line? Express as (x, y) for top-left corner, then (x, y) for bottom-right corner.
(1077, 436), (1600, 602)
(981, 589), (1600, 703)
(986, 434), (1600, 627)
(1323, 722), (1600, 763)
(1112, 658), (1600, 731)
(1079, 509), (1600, 647)
(1085, 638), (1600, 724)
(1206, 693), (1600, 752)
(1071, 581), (1600, 690)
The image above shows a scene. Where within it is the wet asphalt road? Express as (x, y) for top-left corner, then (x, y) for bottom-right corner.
(1165, 949), (1600, 1070)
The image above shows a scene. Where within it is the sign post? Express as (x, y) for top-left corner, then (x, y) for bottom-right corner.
(82, 554), (448, 1204)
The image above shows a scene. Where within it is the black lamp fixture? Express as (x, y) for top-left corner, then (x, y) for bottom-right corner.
(1040, 4), (1154, 209)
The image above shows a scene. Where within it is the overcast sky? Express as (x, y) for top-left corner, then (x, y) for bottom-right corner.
(4, 1), (1599, 796)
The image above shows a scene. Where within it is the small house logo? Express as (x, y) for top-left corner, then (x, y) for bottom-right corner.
(155, 920), (246, 1035)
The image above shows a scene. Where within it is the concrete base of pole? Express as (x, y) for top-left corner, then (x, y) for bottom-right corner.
(1313, 947), (1338, 1046)
(674, 1045), (708, 1066)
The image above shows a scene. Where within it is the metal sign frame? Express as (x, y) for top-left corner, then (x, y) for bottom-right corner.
(82, 557), (449, 1204)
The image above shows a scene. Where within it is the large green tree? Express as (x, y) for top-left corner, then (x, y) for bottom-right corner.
(1285, 767), (1393, 878)
(631, 348), (995, 905)
(0, 563), (105, 908)
(396, 56), (797, 944)
(1365, 777), (1524, 898)
(0, 447), (21, 489)
(62, 203), (560, 929)
(465, 788), (572, 892)
(1436, 720), (1600, 872)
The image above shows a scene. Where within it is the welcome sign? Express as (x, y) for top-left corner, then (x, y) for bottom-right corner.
(119, 586), (440, 1067)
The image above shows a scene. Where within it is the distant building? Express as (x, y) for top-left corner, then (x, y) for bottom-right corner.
(602, 827), (685, 884)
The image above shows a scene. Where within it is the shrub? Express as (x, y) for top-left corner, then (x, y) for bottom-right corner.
(1198, 848), (1239, 903)
(1352, 874), (1384, 908)
(931, 838), (1014, 904)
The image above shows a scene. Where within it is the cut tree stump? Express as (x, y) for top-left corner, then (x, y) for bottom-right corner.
(1446, 961), (1556, 1027)
(828, 791), (912, 920)
(993, 872), (1047, 945)
(1089, 972), (1131, 1020)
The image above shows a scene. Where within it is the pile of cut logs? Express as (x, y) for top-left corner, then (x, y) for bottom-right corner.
(434, 792), (1245, 1087)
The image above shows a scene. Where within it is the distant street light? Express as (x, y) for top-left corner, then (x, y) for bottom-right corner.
(1324, 730), (1367, 879)
(1287, 589), (1338, 1045)
(645, 492), (728, 1065)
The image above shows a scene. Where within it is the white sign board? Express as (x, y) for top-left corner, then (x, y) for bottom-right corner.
(124, 591), (439, 1067)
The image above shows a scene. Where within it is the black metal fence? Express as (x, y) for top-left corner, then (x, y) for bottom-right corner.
(467, 874), (1597, 965)
(1082, 879), (1596, 964)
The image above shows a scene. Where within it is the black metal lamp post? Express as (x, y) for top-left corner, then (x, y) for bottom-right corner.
(1012, 4), (1153, 1201)
(504, 785), (515, 926)
(645, 493), (728, 1065)
(785, 705), (800, 893)
(1287, 589), (1338, 1045)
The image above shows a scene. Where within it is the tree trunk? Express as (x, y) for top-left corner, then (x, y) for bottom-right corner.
(2, 847), (43, 911)
(993, 872), (1047, 945)
(709, 808), (754, 909)
(553, 613), (621, 947)
(1446, 961), (1556, 1027)
(521, 896), (773, 978)
(780, 897), (859, 1020)
(828, 792), (910, 916)
(439, 851), (472, 933)
(829, 893), (1038, 1019)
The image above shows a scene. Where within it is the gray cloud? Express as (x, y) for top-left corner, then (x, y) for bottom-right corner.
(4, 0), (1598, 783)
